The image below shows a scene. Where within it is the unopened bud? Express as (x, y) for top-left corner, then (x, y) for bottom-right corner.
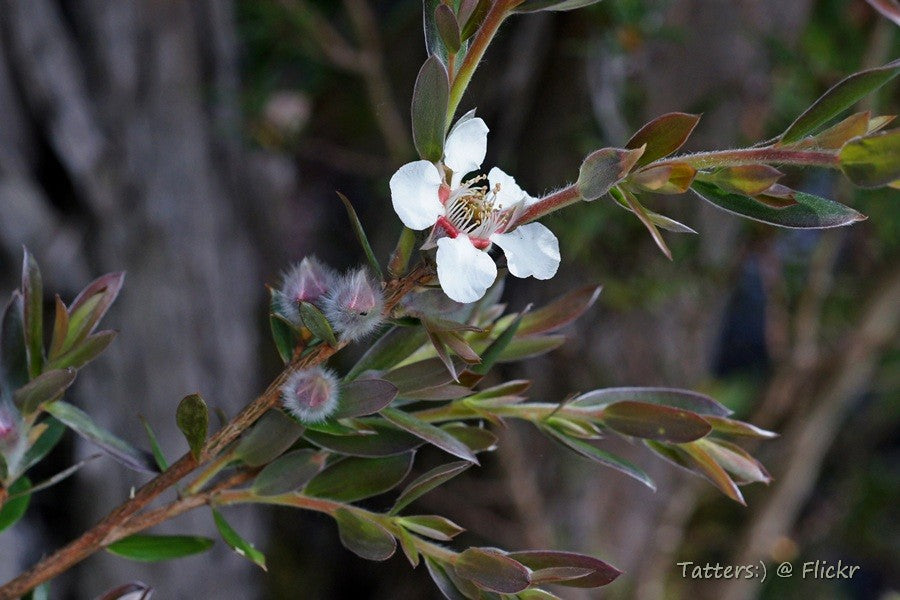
(278, 257), (336, 324)
(281, 366), (340, 424)
(322, 269), (384, 341)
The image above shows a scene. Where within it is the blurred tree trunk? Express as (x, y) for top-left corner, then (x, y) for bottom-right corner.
(0, 1), (298, 597)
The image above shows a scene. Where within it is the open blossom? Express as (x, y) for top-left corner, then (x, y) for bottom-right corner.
(389, 114), (560, 303)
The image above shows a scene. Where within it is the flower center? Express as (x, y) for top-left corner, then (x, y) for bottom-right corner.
(441, 177), (506, 243)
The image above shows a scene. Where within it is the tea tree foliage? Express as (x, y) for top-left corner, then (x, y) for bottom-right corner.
(0, 1), (897, 598)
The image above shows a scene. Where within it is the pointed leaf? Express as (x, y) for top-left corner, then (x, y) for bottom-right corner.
(577, 147), (645, 201)
(0, 476), (30, 533)
(212, 509), (267, 570)
(679, 442), (745, 504)
(334, 508), (396, 561)
(48, 296), (68, 361)
(399, 514), (465, 540)
(304, 452), (415, 502)
(435, 4), (461, 54)
(304, 420), (422, 457)
(176, 394), (208, 460)
(1, 293), (27, 392)
(22, 250), (44, 378)
(346, 326), (428, 381)
(269, 313), (296, 364)
(426, 557), (468, 600)
(470, 312), (524, 376)
(49, 330), (117, 370)
(44, 401), (158, 474)
(381, 408), (478, 463)
(388, 227), (416, 278)
(140, 417), (169, 471)
(20, 417), (65, 473)
(697, 439), (771, 485)
(544, 426), (655, 489)
(337, 192), (383, 280)
(518, 286), (601, 336)
(252, 449), (325, 496)
(106, 534), (214, 562)
(13, 368), (76, 415)
(460, 0), (490, 40)
(626, 112), (701, 167)
(515, 0), (604, 12)
(622, 187), (672, 259)
(391, 460), (471, 515)
(811, 111), (871, 148)
(423, 0), (449, 63)
(840, 129), (900, 188)
(443, 423), (498, 453)
(780, 59), (900, 144)
(234, 410), (304, 467)
(600, 401), (712, 443)
(496, 335), (566, 362)
(64, 272), (125, 352)
(706, 165), (785, 195)
(572, 387), (731, 416)
(630, 163), (697, 194)
(454, 548), (531, 593)
(412, 55), (450, 162)
(704, 416), (777, 438)
(509, 551), (620, 588)
(692, 181), (865, 229)
(332, 379), (398, 419)
(299, 302), (337, 346)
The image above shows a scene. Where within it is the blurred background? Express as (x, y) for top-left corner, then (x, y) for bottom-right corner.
(0, 0), (897, 598)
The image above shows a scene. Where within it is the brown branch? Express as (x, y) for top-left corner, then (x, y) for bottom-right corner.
(0, 263), (433, 600)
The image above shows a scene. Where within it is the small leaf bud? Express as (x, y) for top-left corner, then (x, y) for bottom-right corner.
(281, 367), (340, 424)
(322, 269), (385, 342)
(278, 257), (336, 324)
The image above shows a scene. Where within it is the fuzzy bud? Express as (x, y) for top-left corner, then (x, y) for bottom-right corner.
(281, 366), (340, 424)
(322, 269), (385, 341)
(278, 256), (336, 323)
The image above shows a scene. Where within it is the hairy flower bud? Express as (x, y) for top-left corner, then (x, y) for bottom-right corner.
(281, 366), (340, 424)
(278, 256), (336, 324)
(322, 269), (384, 341)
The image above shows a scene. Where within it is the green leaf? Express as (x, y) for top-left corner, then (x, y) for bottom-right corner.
(434, 4), (461, 54)
(212, 508), (267, 570)
(412, 55), (450, 162)
(691, 180), (865, 229)
(423, 0), (450, 63)
(443, 423), (498, 453)
(629, 163), (697, 194)
(518, 286), (601, 337)
(840, 129), (900, 188)
(13, 368), (76, 415)
(391, 460), (471, 515)
(780, 59), (900, 144)
(515, 0), (604, 12)
(140, 416), (169, 471)
(600, 401), (712, 443)
(337, 192), (383, 280)
(20, 417), (65, 474)
(269, 313), (297, 364)
(252, 449), (325, 496)
(176, 394), (209, 460)
(703, 416), (777, 439)
(1, 293), (28, 392)
(508, 550), (621, 588)
(63, 272), (125, 353)
(346, 326), (429, 381)
(425, 557), (468, 600)
(571, 386), (731, 416)
(577, 147), (645, 201)
(399, 514), (464, 540)
(332, 379), (398, 419)
(384, 358), (459, 396)
(381, 408), (478, 464)
(48, 296), (68, 361)
(44, 401), (159, 474)
(469, 312), (524, 376)
(106, 534), (214, 562)
(234, 410), (304, 467)
(49, 330), (117, 370)
(496, 335), (566, 363)
(626, 112), (701, 167)
(543, 426), (655, 490)
(304, 420), (422, 457)
(388, 227), (416, 278)
(334, 508), (396, 561)
(460, 0), (490, 40)
(679, 442), (746, 504)
(304, 452), (415, 502)
(703, 165), (784, 195)
(620, 187), (672, 259)
(0, 476), (31, 533)
(697, 438), (771, 485)
(22, 249), (44, 379)
(454, 548), (531, 594)
(299, 302), (337, 346)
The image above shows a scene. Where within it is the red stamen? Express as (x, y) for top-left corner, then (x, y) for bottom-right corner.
(436, 216), (459, 238)
(471, 237), (491, 250)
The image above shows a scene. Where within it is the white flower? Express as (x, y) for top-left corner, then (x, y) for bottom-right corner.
(389, 115), (560, 303)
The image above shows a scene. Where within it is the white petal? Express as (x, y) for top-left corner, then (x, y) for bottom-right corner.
(444, 118), (488, 179)
(491, 222), (560, 280)
(488, 167), (529, 210)
(436, 235), (497, 303)
(389, 161), (444, 230)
